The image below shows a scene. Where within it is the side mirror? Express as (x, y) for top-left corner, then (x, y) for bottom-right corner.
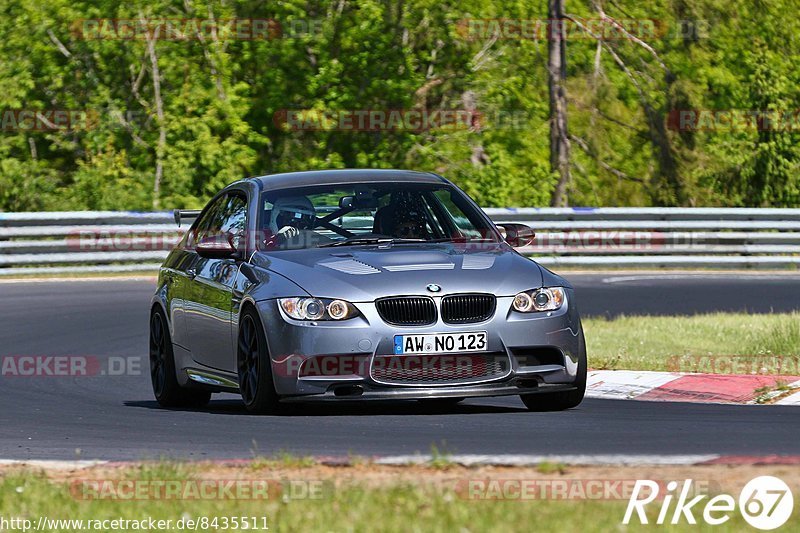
(497, 223), (535, 248)
(196, 233), (238, 259)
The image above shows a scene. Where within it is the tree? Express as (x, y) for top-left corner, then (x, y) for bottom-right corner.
(548, 0), (572, 207)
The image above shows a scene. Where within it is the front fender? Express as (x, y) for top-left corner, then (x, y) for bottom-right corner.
(536, 263), (573, 290)
(244, 264), (310, 302)
(151, 267), (185, 347)
(231, 263), (311, 373)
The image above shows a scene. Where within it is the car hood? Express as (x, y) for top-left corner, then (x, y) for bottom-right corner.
(251, 242), (544, 301)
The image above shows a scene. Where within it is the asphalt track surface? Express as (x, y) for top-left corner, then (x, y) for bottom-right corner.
(1, 273), (799, 461)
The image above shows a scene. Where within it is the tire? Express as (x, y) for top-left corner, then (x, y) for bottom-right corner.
(149, 309), (211, 408)
(237, 307), (281, 414)
(520, 331), (587, 412)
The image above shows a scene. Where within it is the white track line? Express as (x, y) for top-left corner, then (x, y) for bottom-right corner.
(0, 455), (721, 468)
(0, 276), (156, 284)
(776, 390), (800, 405)
(586, 370), (681, 400)
(0, 460), (108, 469)
(374, 454), (720, 466)
(602, 274), (800, 283)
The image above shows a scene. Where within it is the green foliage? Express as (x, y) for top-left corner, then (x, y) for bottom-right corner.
(0, 0), (798, 210)
(585, 312), (800, 371)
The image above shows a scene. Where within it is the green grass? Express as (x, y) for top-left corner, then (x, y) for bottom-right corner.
(250, 451), (317, 470)
(0, 468), (759, 532)
(428, 442), (456, 469)
(536, 461), (567, 475)
(585, 312), (800, 372)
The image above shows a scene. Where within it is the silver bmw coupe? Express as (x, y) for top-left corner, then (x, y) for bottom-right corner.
(150, 169), (586, 413)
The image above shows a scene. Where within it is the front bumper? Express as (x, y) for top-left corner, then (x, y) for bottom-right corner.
(257, 289), (584, 399)
(281, 379), (576, 402)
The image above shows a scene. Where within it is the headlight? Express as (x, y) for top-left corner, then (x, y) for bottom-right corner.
(512, 287), (565, 313)
(326, 299), (350, 320)
(279, 298), (359, 321)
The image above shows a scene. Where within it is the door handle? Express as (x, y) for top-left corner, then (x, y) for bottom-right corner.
(187, 268), (197, 279)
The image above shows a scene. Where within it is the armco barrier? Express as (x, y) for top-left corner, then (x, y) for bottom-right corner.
(0, 208), (799, 275)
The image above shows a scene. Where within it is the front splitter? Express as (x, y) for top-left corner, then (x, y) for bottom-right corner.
(280, 382), (576, 402)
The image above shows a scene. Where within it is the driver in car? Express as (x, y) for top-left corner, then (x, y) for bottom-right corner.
(263, 196), (329, 249)
(391, 211), (428, 240)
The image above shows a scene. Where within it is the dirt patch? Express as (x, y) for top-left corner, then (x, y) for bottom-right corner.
(3, 461), (798, 496)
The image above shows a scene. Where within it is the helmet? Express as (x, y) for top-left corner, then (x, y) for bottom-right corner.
(389, 192), (428, 239)
(392, 210), (427, 239)
(269, 196), (316, 233)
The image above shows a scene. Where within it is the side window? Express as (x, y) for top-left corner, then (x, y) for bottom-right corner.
(219, 194), (248, 251)
(188, 194), (248, 250)
(188, 196), (227, 249)
(431, 189), (484, 238)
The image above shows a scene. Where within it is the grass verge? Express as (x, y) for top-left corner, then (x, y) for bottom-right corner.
(585, 312), (800, 372)
(0, 462), (787, 532)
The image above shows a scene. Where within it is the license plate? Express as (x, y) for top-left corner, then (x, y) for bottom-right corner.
(393, 332), (488, 355)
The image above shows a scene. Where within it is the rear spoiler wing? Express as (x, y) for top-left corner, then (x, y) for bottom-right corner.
(173, 209), (201, 227)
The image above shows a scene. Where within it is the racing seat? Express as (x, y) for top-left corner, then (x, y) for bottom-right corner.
(372, 204), (397, 235)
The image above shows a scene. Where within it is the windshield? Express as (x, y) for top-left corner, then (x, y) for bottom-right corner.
(258, 182), (499, 251)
